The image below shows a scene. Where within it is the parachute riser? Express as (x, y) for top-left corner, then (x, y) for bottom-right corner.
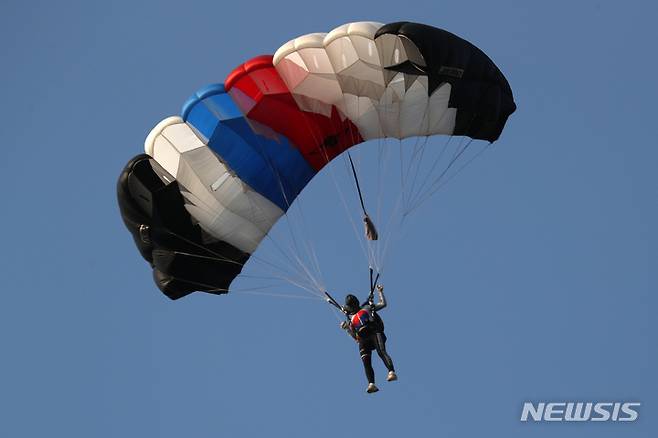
(368, 267), (380, 318)
(324, 291), (349, 320)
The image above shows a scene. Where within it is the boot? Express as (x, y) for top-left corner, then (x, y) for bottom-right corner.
(366, 383), (379, 393)
(387, 371), (398, 382)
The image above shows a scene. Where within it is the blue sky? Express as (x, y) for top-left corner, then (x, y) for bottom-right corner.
(1, 1), (655, 437)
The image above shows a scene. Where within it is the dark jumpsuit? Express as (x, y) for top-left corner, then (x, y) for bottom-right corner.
(345, 291), (395, 384)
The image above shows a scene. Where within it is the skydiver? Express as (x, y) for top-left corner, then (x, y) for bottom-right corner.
(340, 285), (397, 393)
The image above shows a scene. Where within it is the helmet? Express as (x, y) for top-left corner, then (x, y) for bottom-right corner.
(344, 294), (360, 313)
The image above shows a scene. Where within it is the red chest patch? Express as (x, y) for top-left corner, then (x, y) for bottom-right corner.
(351, 309), (370, 329)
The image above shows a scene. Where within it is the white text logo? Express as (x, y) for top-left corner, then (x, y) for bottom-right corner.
(520, 402), (640, 422)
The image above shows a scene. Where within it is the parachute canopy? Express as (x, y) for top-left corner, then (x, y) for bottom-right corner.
(117, 21), (516, 299)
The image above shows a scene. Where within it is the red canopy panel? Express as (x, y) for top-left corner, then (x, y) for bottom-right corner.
(224, 55), (363, 171)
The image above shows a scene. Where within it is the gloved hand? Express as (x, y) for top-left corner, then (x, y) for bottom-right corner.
(376, 284), (384, 292)
(340, 321), (349, 330)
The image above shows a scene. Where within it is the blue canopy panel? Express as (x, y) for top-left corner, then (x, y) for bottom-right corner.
(181, 84), (316, 211)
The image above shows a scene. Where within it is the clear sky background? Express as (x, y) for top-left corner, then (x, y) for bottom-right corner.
(1, 1), (656, 437)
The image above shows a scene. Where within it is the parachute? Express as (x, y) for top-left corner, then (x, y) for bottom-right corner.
(117, 21), (516, 300)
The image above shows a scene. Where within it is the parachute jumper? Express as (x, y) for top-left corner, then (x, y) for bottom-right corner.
(117, 21), (516, 299)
